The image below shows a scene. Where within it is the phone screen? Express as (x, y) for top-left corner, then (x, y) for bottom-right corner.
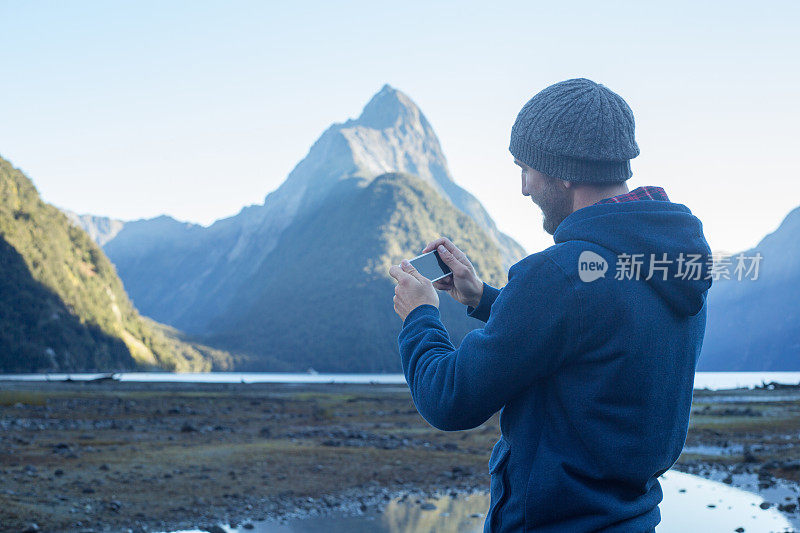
(409, 250), (452, 282)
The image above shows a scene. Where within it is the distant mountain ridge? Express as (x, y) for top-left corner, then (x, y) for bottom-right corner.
(699, 205), (800, 370)
(62, 210), (125, 246)
(74, 85), (526, 335)
(0, 155), (236, 372)
(62, 85), (527, 371)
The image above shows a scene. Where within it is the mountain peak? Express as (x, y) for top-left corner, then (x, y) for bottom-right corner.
(352, 84), (430, 130)
(753, 204), (800, 252)
(779, 204), (800, 231)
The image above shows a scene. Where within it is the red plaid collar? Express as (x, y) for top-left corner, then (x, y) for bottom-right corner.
(593, 186), (670, 205)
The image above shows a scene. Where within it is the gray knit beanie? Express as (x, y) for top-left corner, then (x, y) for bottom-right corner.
(509, 78), (639, 183)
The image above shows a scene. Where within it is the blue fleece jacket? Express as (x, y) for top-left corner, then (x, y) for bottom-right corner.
(398, 199), (713, 532)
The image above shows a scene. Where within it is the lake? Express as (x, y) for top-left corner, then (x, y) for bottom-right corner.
(1, 371), (799, 390)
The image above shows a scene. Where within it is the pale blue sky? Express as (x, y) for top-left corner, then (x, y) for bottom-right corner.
(1, 0), (797, 255)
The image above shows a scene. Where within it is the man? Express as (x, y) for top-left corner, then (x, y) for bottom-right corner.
(388, 78), (713, 532)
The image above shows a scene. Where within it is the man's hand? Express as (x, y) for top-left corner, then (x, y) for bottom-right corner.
(421, 237), (484, 308)
(389, 260), (439, 322)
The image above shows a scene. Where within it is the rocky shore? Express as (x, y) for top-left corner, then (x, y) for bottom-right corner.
(1, 380), (798, 532)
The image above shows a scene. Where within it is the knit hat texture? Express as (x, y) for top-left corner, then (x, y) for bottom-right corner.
(509, 78), (639, 183)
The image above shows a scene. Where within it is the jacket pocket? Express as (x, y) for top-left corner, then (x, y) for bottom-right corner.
(485, 437), (511, 532)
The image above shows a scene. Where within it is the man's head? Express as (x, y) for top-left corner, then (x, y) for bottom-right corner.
(509, 78), (639, 232)
(514, 158), (632, 235)
(515, 158), (573, 235)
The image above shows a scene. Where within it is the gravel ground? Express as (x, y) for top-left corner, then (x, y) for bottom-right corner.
(0, 380), (798, 532)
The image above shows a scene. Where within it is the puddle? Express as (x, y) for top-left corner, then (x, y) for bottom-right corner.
(682, 444), (745, 456)
(658, 470), (797, 532)
(165, 471), (797, 532)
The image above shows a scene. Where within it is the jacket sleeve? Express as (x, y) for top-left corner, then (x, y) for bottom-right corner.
(465, 281), (501, 323)
(398, 255), (581, 431)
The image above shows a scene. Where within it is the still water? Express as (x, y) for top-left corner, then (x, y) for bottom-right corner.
(164, 471), (796, 533)
(2, 372), (800, 390)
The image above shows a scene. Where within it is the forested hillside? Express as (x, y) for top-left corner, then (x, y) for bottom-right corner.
(0, 156), (236, 372)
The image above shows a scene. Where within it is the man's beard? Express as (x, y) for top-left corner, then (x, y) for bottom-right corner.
(534, 177), (573, 235)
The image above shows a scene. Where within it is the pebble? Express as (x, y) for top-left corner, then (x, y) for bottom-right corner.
(107, 500), (122, 512)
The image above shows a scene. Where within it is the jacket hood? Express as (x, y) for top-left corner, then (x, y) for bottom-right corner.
(553, 200), (713, 316)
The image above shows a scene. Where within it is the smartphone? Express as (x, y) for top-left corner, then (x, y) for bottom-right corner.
(408, 249), (453, 282)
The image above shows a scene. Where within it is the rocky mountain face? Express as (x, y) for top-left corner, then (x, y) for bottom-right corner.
(699, 206), (800, 370)
(79, 85), (526, 336)
(0, 155), (235, 372)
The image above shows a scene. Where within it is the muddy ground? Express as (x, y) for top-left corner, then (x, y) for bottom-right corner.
(0, 380), (798, 532)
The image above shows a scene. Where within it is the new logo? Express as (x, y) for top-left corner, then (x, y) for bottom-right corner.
(578, 251), (608, 282)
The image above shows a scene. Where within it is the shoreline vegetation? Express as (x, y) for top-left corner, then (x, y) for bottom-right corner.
(1, 381), (798, 532)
